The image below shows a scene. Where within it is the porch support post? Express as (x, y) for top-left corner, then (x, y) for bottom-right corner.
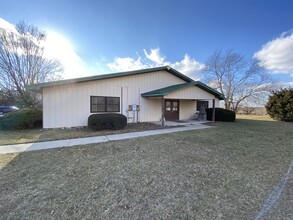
(212, 99), (215, 122)
(161, 96), (165, 126)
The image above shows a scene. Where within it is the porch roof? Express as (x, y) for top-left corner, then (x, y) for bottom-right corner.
(141, 81), (225, 100)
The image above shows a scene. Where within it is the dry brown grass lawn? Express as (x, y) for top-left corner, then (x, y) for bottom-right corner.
(236, 114), (274, 121)
(0, 123), (167, 145)
(0, 119), (292, 219)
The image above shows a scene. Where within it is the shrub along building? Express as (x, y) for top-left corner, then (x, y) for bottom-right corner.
(29, 66), (225, 128)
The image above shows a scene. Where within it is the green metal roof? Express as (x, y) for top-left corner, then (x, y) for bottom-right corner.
(141, 82), (194, 97)
(141, 81), (225, 100)
(28, 66), (194, 91)
(28, 66), (224, 100)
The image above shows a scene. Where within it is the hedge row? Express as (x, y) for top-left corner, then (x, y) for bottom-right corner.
(0, 108), (42, 130)
(206, 108), (235, 122)
(88, 113), (127, 130)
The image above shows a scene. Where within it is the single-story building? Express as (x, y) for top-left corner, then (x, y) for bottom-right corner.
(29, 66), (225, 128)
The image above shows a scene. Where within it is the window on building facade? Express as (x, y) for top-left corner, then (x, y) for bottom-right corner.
(90, 96), (120, 113)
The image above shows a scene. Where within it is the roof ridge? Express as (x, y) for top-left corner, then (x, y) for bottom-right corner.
(28, 66), (194, 91)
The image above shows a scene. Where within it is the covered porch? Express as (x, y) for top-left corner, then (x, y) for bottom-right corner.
(141, 81), (225, 126)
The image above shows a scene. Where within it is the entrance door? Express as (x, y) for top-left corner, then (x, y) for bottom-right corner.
(197, 101), (209, 111)
(165, 100), (179, 120)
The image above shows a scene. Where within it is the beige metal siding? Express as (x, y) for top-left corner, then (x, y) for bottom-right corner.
(179, 100), (197, 120)
(165, 86), (217, 100)
(208, 99), (219, 108)
(43, 70), (185, 128)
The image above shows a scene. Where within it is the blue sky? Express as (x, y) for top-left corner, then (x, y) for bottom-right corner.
(1, 0), (293, 85)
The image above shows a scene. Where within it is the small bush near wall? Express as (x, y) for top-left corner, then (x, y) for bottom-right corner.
(206, 108), (236, 122)
(88, 113), (127, 130)
(0, 108), (42, 130)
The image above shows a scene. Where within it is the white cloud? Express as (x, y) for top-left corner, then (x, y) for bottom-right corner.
(254, 29), (293, 75)
(44, 31), (92, 79)
(0, 18), (17, 33)
(107, 56), (148, 72)
(143, 48), (165, 64)
(171, 54), (205, 80)
(0, 18), (92, 79)
(107, 48), (205, 80)
(281, 81), (293, 88)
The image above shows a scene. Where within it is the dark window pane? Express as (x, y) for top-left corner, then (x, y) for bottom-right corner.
(96, 105), (106, 112)
(107, 104), (119, 112)
(106, 97), (120, 112)
(91, 97), (98, 104)
(165, 101), (171, 111)
(91, 96), (105, 105)
(92, 105), (98, 112)
(107, 97), (119, 105)
(96, 97), (105, 105)
(173, 101), (178, 111)
(91, 96), (119, 113)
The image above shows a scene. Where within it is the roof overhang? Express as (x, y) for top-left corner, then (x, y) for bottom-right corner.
(27, 66), (194, 92)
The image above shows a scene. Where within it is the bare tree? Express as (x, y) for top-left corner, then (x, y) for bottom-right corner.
(204, 50), (274, 112)
(0, 20), (63, 107)
(0, 89), (18, 106)
(242, 106), (256, 115)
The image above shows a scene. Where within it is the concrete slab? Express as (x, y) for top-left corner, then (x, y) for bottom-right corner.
(0, 123), (213, 154)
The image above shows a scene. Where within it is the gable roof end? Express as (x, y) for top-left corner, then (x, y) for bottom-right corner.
(141, 82), (195, 97)
(141, 81), (225, 100)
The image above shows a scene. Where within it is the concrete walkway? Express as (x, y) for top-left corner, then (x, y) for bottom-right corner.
(0, 123), (211, 154)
